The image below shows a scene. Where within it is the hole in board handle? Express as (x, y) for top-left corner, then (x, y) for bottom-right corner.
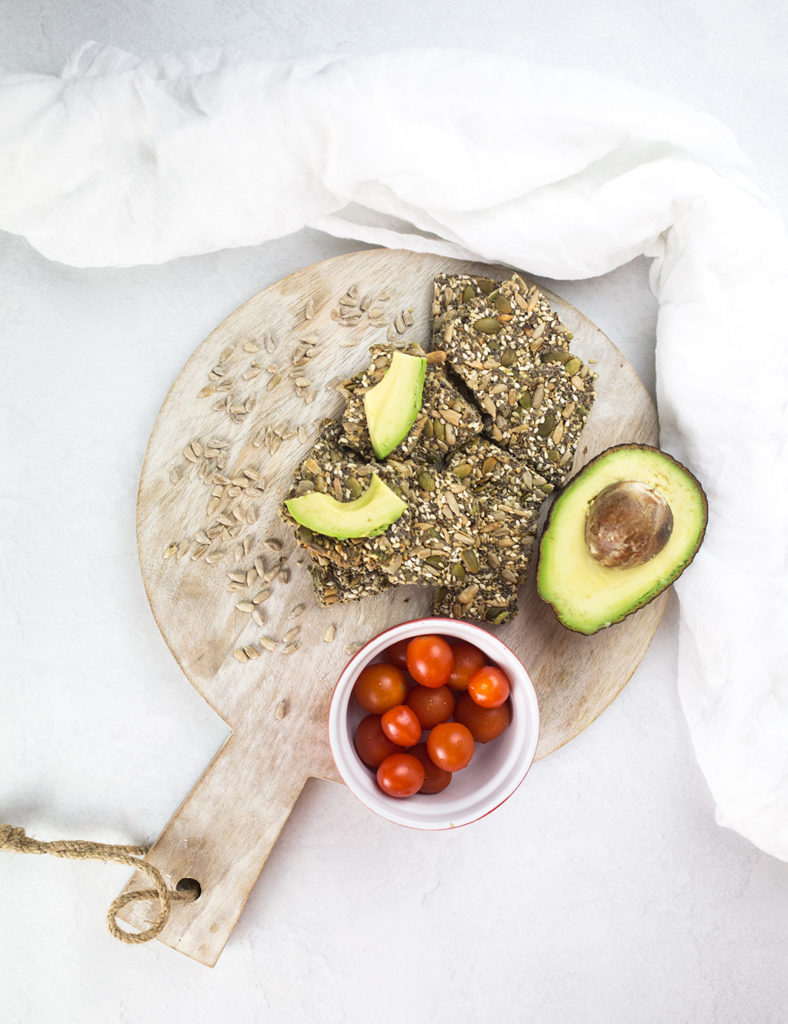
(176, 877), (202, 900)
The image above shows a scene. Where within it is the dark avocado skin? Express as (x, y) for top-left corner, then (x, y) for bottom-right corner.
(536, 444), (709, 634)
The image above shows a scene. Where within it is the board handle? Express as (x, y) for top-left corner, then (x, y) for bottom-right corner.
(115, 732), (307, 966)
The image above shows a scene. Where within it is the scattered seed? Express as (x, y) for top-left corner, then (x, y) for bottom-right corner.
(275, 699), (288, 720)
(244, 645), (261, 660)
(252, 608), (266, 628)
(282, 626), (301, 643)
(259, 636), (278, 651)
(163, 543), (177, 560)
(183, 446), (199, 463)
(252, 589), (271, 604)
(233, 649), (249, 663)
(323, 624), (336, 643)
(282, 642), (300, 655)
(235, 601), (254, 613)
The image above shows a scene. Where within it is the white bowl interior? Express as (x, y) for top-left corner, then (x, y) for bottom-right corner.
(328, 618), (540, 829)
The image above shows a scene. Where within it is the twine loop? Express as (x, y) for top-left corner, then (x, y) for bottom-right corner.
(0, 823), (197, 944)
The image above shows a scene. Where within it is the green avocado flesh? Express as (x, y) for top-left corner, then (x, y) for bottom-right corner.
(285, 474), (407, 539)
(364, 351), (427, 459)
(537, 445), (708, 634)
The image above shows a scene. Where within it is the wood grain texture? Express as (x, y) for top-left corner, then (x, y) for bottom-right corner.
(120, 249), (662, 965)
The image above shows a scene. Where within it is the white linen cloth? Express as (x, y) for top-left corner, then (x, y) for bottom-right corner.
(1, 44), (786, 860)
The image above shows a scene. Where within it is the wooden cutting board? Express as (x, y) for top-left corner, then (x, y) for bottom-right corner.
(120, 249), (663, 965)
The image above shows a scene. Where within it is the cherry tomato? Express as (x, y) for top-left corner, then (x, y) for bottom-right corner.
(406, 684), (455, 729)
(410, 742), (452, 794)
(354, 714), (401, 767)
(454, 693), (512, 743)
(353, 662), (407, 714)
(381, 704), (422, 748)
(376, 753), (425, 798)
(427, 722), (475, 772)
(385, 638), (410, 670)
(468, 665), (511, 708)
(406, 635), (454, 688)
(447, 641), (486, 691)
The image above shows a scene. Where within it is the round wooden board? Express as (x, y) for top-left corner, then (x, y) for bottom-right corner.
(126, 249), (662, 965)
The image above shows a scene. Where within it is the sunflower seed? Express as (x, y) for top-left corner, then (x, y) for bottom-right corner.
(233, 649), (249, 663)
(252, 589), (271, 604)
(323, 624), (337, 643)
(282, 626), (301, 643)
(259, 636), (278, 651)
(163, 543), (177, 560)
(235, 601), (254, 613)
(183, 446), (199, 463)
(275, 699), (288, 720)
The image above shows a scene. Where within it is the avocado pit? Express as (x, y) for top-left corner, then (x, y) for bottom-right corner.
(585, 480), (673, 569)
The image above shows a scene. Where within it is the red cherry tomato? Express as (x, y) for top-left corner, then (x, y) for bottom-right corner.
(385, 638), (410, 670)
(447, 641), (486, 691)
(406, 684), (455, 729)
(376, 753), (425, 797)
(354, 714), (401, 767)
(468, 665), (511, 708)
(353, 662), (407, 714)
(406, 635), (454, 688)
(410, 742), (452, 794)
(454, 693), (512, 743)
(380, 704), (422, 748)
(427, 722), (475, 772)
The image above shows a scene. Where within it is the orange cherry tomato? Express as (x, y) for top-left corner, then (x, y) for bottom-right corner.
(406, 684), (455, 729)
(427, 722), (475, 772)
(381, 704), (421, 748)
(354, 714), (401, 767)
(353, 662), (407, 714)
(406, 635), (454, 688)
(410, 742), (452, 794)
(447, 641), (486, 691)
(468, 665), (510, 708)
(454, 693), (512, 743)
(376, 753), (425, 797)
(385, 638), (410, 670)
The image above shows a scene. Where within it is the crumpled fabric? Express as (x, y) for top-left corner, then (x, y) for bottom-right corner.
(1, 43), (786, 859)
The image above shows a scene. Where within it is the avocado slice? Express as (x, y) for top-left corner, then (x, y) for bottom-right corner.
(363, 351), (426, 459)
(537, 445), (708, 634)
(285, 474), (407, 540)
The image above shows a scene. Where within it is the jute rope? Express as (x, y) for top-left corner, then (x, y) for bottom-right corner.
(0, 823), (196, 944)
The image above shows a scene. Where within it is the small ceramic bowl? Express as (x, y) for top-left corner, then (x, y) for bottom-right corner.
(328, 617), (540, 829)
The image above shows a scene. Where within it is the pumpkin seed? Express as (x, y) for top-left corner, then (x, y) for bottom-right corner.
(425, 555), (447, 569)
(477, 278), (496, 294)
(450, 562), (467, 581)
(564, 357), (582, 376)
(473, 317), (501, 335)
(462, 285), (476, 303)
(537, 412), (555, 438)
(461, 549), (480, 573)
(453, 463), (472, 479)
(493, 294), (512, 315)
(433, 420), (445, 441)
(500, 348), (517, 367)
(347, 478), (363, 499)
(518, 390), (532, 410)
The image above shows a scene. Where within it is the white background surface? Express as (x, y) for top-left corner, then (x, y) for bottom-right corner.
(1, 2), (787, 1022)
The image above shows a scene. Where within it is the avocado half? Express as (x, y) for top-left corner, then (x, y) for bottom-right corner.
(285, 473), (406, 540)
(364, 351), (426, 459)
(537, 445), (708, 634)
